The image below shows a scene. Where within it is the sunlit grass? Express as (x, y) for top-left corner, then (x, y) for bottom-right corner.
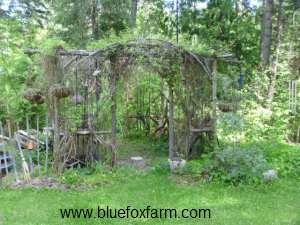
(1, 141), (300, 225)
(0, 171), (300, 225)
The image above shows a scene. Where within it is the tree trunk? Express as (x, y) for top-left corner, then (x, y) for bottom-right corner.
(297, 0), (300, 9)
(91, 0), (99, 39)
(267, 0), (284, 105)
(261, 0), (274, 66)
(130, 0), (138, 28)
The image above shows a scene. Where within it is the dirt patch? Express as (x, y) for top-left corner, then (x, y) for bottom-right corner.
(6, 177), (93, 190)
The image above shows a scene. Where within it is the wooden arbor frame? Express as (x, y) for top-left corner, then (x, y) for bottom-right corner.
(26, 39), (238, 168)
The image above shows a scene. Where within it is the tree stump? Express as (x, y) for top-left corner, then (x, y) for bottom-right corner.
(130, 156), (146, 168)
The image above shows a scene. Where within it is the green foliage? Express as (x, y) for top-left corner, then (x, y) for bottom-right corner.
(49, 0), (92, 47)
(168, 160), (204, 179)
(0, 0), (299, 189)
(98, 0), (131, 36)
(49, 0), (131, 46)
(0, 17), (42, 122)
(152, 161), (170, 174)
(87, 32), (139, 49)
(241, 101), (291, 142)
(218, 111), (245, 143)
(59, 168), (84, 185)
(264, 143), (300, 178)
(40, 38), (67, 56)
(137, 0), (170, 37)
(204, 146), (270, 184)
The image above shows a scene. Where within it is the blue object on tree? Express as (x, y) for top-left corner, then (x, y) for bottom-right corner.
(238, 73), (245, 88)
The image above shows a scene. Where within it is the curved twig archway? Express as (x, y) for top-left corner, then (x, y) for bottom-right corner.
(25, 39), (239, 170)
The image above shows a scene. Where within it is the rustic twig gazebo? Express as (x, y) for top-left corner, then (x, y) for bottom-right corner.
(25, 39), (239, 171)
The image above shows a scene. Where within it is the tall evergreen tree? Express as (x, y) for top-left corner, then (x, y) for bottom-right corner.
(261, 0), (274, 66)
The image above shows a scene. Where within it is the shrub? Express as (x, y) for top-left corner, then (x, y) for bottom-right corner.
(203, 146), (270, 184)
(264, 143), (300, 178)
(60, 169), (84, 185)
(152, 162), (170, 174)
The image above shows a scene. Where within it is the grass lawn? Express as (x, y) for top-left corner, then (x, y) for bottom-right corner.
(1, 140), (300, 225)
(0, 171), (300, 225)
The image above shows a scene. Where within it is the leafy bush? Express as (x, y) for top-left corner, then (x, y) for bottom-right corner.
(240, 100), (290, 143)
(203, 146), (270, 184)
(264, 143), (300, 178)
(60, 169), (84, 185)
(40, 38), (67, 56)
(152, 162), (170, 174)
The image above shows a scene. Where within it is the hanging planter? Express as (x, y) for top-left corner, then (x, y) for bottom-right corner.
(50, 84), (71, 99)
(218, 102), (235, 113)
(23, 88), (45, 105)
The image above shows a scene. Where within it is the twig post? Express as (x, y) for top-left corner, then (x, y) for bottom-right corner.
(3, 151), (9, 175)
(26, 115), (34, 173)
(45, 114), (49, 175)
(212, 59), (218, 141)
(36, 115), (41, 176)
(111, 72), (117, 167)
(53, 96), (61, 172)
(0, 121), (3, 138)
(12, 152), (19, 182)
(6, 105), (12, 139)
(168, 85), (175, 159)
(15, 134), (30, 180)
